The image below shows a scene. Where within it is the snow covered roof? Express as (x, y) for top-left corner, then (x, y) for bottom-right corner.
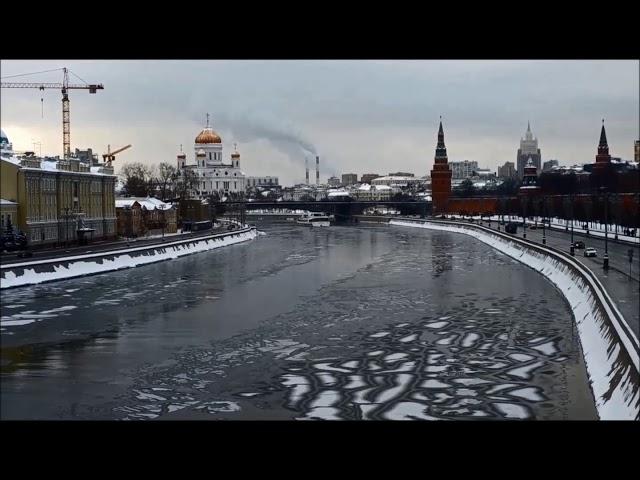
(1, 155), (114, 176)
(1, 155), (21, 166)
(40, 159), (58, 171)
(327, 190), (351, 197)
(115, 197), (173, 210)
(373, 175), (418, 182)
(1, 199), (18, 205)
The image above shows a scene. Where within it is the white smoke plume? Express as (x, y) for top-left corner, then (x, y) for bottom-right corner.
(192, 110), (336, 178)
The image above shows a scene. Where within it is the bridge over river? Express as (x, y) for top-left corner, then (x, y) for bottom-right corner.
(0, 219), (597, 420)
(219, 200), (431, 221)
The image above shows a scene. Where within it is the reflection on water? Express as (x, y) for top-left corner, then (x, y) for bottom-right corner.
(0, 221), (597, 420)
(430, 233), (453, 277)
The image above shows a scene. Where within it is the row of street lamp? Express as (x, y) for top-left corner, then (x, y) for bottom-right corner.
(477, 190), (618, 271)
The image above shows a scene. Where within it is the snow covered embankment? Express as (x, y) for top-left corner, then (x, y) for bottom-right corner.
(391, 219), (639, 421)
(0, 228), (257, 290)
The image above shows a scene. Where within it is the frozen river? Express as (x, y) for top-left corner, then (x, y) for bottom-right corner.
(0, 220), (597, 420)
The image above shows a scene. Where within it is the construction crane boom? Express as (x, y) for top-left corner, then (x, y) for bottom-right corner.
(105, 144), (131, 157)
(103, 144), (132, 166)
(1, 83), (103, 91)
(0, 67), (104, 158)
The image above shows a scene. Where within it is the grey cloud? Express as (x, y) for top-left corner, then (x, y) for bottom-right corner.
(1, 60), (638, 186)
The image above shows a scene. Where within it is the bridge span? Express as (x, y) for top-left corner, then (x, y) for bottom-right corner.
(217, 200), (432, 221)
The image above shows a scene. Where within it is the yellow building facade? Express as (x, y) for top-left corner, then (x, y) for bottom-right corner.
(1, 155), (117, 245)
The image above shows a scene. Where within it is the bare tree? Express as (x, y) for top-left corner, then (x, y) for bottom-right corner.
(176, 168), (198, 199)
(120, 162), (152, 197)
(147, 164), (159, 198)
(157, 162), (177, 201)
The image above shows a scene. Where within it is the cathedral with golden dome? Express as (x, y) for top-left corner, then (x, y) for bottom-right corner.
(177, 114), (246, 198)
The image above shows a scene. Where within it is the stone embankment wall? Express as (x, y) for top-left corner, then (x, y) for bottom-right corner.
(1, 227), (257, 290)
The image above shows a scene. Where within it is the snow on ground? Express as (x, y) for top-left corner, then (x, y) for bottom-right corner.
(391, 218), (639, 420)
(447, 215), (639, 243)
(1, 228), (257, 289)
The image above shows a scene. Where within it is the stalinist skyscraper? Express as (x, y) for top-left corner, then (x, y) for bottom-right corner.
(516, 122), (542, 179)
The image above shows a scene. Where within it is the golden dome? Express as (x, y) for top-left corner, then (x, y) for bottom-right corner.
(195, 127), (222, 144)
(231, 151), (240, 158)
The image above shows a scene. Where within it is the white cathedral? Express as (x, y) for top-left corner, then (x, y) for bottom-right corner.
(177, 114), (246, 198)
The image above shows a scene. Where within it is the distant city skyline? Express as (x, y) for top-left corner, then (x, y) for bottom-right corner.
(1, 60), (638, 185)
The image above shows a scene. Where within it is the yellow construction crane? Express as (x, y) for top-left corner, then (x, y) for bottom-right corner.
(1, 67), (104, 158)
(103, 144), (132, 166)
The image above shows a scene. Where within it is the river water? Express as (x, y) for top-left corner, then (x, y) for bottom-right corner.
(0, 220), (597, 420)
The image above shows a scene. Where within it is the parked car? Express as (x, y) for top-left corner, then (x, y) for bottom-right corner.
(584, 247), (597, 257)
(573, 241), (585, 249)
(1, 230), (29, 252)
(529, 224), (537, 230)
(505, 222), (518, 234)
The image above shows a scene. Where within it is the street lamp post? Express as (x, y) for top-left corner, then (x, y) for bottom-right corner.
(522, 199), (527, 239)
(160, 205), (166, 239)
(542, 196), (547, 245)
(613, 193), (618, 241)
(570, 194), (575, 256)
(602, 187), (609, 270)
(64, 207), (70, 248)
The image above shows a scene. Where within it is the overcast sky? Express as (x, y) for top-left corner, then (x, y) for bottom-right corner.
(1, 60), (638, 185)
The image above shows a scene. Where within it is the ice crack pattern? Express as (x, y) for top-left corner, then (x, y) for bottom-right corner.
(116, 314), (571, 420)
(3, 224), (595, 420)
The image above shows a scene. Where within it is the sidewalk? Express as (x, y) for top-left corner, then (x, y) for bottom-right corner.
(448, 215), (639, 245)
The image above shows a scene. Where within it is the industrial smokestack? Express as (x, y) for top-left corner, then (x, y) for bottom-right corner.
(305, 157), (309, 185)
(316, 156), (320, 185)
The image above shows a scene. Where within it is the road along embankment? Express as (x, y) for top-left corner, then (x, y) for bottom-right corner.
(390, 218), (639, 420)
(0, 227), (257, 290)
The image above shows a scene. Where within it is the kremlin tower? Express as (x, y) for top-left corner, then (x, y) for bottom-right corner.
(593, 119), (612, 173)
(430, 118), (452, 214)
(518, 156), (541, 196)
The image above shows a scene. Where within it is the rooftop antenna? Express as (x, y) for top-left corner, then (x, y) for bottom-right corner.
(31, 139), (41, 157)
